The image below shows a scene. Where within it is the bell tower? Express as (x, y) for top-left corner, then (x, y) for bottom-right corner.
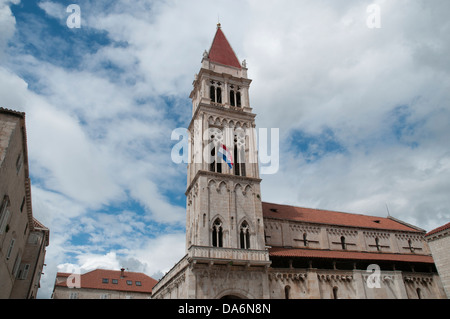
(185, 24), (270, 267)
(152, 24), (271, 299)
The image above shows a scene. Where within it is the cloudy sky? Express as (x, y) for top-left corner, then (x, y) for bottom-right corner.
(1, 0), (449, 298)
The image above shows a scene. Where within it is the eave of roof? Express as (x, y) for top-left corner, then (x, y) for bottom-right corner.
(426, 222), (450, 237)
(269, 247), (435, 264)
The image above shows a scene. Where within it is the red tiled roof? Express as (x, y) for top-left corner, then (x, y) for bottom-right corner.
(262, 202), (422, 233)
(269, 247), (435, 264)
(208, 26), (242, 69)
(55, 269), (158, 294)
(426, 222), (450, 237)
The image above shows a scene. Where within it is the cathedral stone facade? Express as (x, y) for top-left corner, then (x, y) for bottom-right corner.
(151, 25), (446, 299)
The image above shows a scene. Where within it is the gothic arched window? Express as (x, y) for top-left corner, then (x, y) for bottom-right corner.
(210, 85), (215, 102)
(240, 221), (250, 249)
(229, 86), (242, 108)
(208, 129), (223, 174)
(210, 81), (222, 104)
(236, 91), (241, 107)
(216, 87), (222, 104)
(212, 219), (223, 247)
(230, 90), (235, 107)
(210, 146), (222, 173)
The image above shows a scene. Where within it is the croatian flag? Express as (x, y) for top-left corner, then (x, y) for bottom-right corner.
(218, 144), (233, 169)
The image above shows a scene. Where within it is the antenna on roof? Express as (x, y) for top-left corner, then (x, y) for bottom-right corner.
(385, 203), (391, 217)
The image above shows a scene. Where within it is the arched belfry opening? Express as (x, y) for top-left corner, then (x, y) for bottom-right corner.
(240, 221), (250, 249)
(212, 218), (223, 247)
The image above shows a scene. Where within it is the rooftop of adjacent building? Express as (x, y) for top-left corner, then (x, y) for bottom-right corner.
(1, 107), (49, 245)
(425, 222), (450, 237)
(55, 268), (158, 294)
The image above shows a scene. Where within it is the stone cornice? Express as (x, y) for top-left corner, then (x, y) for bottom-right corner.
(187, 102), (256, 132)
(186, 170), (262, 196)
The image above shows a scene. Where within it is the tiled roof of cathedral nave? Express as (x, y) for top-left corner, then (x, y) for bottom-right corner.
(262, 202), (423, 233)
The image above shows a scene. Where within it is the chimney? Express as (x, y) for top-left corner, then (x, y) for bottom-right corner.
(120, 268), (125, 278)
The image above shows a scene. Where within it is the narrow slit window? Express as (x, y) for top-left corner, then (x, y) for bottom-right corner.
(341, 236), (346, 250)
(230, 90), (235, 106)
(210, 86), (215, 102)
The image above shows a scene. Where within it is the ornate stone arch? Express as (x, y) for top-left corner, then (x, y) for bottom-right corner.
(217, 180), (228, 193)
(208, 179), (217, 189)
(243, 184), (252, 196)
(215, 288), (253, 299)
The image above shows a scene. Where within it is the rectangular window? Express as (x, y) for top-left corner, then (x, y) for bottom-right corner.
(0, 208), (10, 235)
(16, 153), (23, 174)
(6, 238), (15, 260)
(136, 281), (142, 286)
(12, 253), (21, 277)
(69, 292), (78, 299)
(126, 280), (132, 285)
(28, 233), (40, 245)
(102, 278), (109, 284)
(112, 279), (118, 284)
(18, 264), (30, 280)
(0, 196), (10, 235)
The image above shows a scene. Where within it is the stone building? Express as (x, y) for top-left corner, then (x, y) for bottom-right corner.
(425, 222), (450, 298)
(150, 25), (446, 299)
(0, 107), (50, 299)
(52, 268), (158, 299)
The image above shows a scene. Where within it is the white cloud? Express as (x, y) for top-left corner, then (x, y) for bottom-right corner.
(0, 2), (17, 58)
(37, 1), (66, 21)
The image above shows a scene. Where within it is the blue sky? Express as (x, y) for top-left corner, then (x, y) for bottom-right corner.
(1, 0), (450, 298)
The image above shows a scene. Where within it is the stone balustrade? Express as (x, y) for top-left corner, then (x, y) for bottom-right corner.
(187, 245), (271, 266)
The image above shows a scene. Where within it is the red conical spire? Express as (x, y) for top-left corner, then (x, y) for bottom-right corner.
(208, 24), (242, 69)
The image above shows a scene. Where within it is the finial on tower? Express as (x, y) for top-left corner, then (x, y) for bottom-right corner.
(217, 14), (221, 28)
